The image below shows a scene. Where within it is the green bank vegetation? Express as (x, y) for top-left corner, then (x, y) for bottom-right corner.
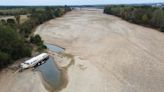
(104, 5), (164, 32)
(0, 6), (71, 69)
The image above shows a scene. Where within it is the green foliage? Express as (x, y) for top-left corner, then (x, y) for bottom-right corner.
(64, 5), (72, 12)
(104, 5), (164, 31)
(7, 18), (16, 25)
(0, 51), (10, 68)
(160, 26), (164, 32)
(30, 35), (47, 51)
(142, 14), (149, 24)
(0, 19), (6, 25)
(131, 9), (147, 24)
(37, 45), (47, 51)
(151, 9), (164, 27)
(20, 20), (33, 37)
(30, 35), (43, 45)
(0, 24), (32, 69)
(15, 15), (20, 25)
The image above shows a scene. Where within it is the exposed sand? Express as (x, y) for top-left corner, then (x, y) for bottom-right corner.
(35, 8), (164, 92)
(0, 68), (48, 92)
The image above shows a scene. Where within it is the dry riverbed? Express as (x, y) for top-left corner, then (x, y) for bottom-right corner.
(0, 8), (164, 92)
(35, 8), (164, 92)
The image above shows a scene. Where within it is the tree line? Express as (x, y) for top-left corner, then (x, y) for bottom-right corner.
(104, 5), (164, 32)
(0, 6), (71, 69)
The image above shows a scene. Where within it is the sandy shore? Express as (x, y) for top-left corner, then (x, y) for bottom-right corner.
(0, 68), (48, 92)
(35, 8), (164, 92)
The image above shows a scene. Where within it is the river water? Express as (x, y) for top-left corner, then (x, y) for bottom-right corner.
(45, 44), (64, 53)
(37, 43), (64, 89)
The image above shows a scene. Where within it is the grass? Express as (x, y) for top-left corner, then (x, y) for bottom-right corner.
(20, 15), (29, 24)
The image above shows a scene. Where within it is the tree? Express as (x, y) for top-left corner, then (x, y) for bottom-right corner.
(0, 24), (32, 60)
(30, 34), (43, 45)
(54, 8), (64, 17)
(30, 35), (42, 45)
(142, 14), (149, 24)
(131, 9), (147, 24)
(160, 26), (164, 32)
(20, 20), (33, 37)
(30, 34), (47, 51)
(0, 51), (10, 69)
(104, 6), (112, 14)
(15, 15), (20, 25)
(64, 5), (71, 12)
(0, 19), (6, 25)
(7, 18), (16, 24)
(151, 9), (164, 27)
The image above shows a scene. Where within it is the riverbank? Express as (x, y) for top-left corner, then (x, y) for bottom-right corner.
(0, 67), (48, 92)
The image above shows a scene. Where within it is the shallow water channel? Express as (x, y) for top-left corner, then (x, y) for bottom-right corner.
(45, 44), (65, 53)
(37, 43), (64, 89)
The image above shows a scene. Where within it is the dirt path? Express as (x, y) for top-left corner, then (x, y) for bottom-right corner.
(35, 8), (164, 92)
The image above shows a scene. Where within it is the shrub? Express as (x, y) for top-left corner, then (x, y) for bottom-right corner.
(7, 18), (16, 24)
(30, 34), (43, 45)
(0, 51), (10, 68)
(151, 9), (164, 27)
(0, 24), (32, 69)
(30, 34), (47, 51)
(160, 26), (164, 32)
(142, 14), (149, 24)
(0, 19), (6, 25)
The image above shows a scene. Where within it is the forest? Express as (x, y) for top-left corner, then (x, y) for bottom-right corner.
(0, 6), (71, 69)
(104, 5), (164, 32)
